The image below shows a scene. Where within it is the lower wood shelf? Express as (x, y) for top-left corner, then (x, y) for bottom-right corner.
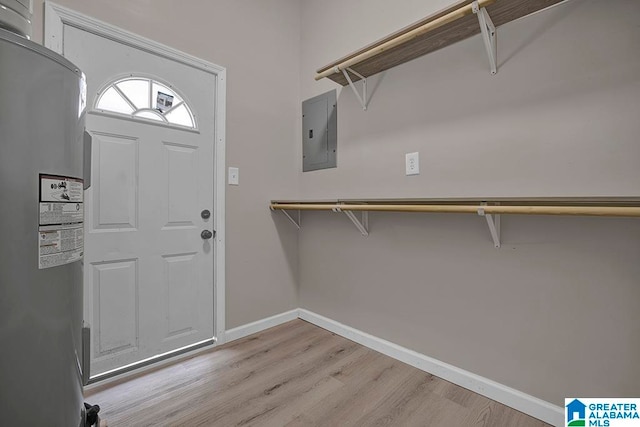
(270, 198), (640, 248)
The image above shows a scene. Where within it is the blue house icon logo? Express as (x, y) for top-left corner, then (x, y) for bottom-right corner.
(566, 399), (587, 426)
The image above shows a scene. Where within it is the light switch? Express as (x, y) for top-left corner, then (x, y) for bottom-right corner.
(228, 167), (239, 185)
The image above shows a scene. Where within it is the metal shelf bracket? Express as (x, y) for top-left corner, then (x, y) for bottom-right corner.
(334, 205), (369, 236)
(271, 206), (300, 229)
(472, 1), (497, 75)
(478, 202), (501, 248)
(341, 67), (368, 110)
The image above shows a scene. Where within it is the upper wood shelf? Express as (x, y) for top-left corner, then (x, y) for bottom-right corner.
(316, 0), (566, 86)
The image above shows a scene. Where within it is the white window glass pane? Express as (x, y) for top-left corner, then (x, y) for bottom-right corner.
(152, 82), (183, 112)
(165, 104), (195, 128)
(96, 87), (134, 114)
(116, 79), (150, 109)
(134, 110), (165, 122)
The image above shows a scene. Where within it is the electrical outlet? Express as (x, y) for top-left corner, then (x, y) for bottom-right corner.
(228, 167), (239, 185)
(405, 152), (419, 176)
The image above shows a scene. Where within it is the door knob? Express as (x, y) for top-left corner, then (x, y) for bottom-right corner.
(201, 209), (211, 219)
(201, 230), (214, 240)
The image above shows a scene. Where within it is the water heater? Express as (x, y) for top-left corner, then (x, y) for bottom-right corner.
(0, 27), (87, 426)
(0, 0), (32, 38)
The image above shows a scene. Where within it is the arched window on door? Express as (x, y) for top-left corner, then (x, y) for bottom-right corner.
(95, 76), (196, 129)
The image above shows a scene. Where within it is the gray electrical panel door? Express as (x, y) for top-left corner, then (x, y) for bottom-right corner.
(303, 90), (336, 172)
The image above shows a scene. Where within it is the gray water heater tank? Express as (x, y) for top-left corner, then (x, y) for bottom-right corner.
(0, 0), (32, 39)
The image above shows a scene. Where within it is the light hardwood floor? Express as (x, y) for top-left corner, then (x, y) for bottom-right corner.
(86, 320), (551, 427)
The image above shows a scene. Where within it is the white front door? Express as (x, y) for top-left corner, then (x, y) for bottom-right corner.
(61, 24), (218, 377)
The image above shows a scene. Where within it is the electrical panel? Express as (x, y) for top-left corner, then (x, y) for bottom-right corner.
(302, 90), (337, 172)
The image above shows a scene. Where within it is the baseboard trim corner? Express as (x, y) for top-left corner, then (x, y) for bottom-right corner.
(298, 308), (563, 427)
(223, 309), (299, 343)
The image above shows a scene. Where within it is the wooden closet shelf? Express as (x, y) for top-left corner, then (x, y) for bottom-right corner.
(270, 199), (640, 217)
(271, 198), (640, 246)
(316, 0), (566, 85)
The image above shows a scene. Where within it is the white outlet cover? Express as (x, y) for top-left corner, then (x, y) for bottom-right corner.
(228, 167), (239, 185)
(405, 152), (419, 176)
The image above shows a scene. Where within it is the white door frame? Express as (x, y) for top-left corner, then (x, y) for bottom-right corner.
(44, 2), (227, 345)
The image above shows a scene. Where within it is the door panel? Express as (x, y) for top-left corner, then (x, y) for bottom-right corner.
(163, 252), (198, 339)
(92, 133), (139, 230)
(62, 25), (216, 377)
(93, 260), (139, 357)
(164, 142), (199, 228)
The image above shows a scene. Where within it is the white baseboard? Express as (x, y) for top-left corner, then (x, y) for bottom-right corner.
(298, 309), (563, 427)
(222, 309), (299, 343)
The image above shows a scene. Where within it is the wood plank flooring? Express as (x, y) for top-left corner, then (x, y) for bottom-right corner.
(86, 320), (550, 427)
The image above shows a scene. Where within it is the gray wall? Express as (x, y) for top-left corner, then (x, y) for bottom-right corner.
(32, 0), (301, 329)
(298, 0), (640, 405)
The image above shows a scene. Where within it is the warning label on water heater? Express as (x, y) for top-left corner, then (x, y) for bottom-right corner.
(38, 174), (84, 269)
(40, 174), (83, 203)
(39, 224), (84, 269)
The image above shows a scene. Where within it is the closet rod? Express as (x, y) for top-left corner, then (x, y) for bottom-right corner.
(315, 0), (496, 81)
(270, 203), (640, 217)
